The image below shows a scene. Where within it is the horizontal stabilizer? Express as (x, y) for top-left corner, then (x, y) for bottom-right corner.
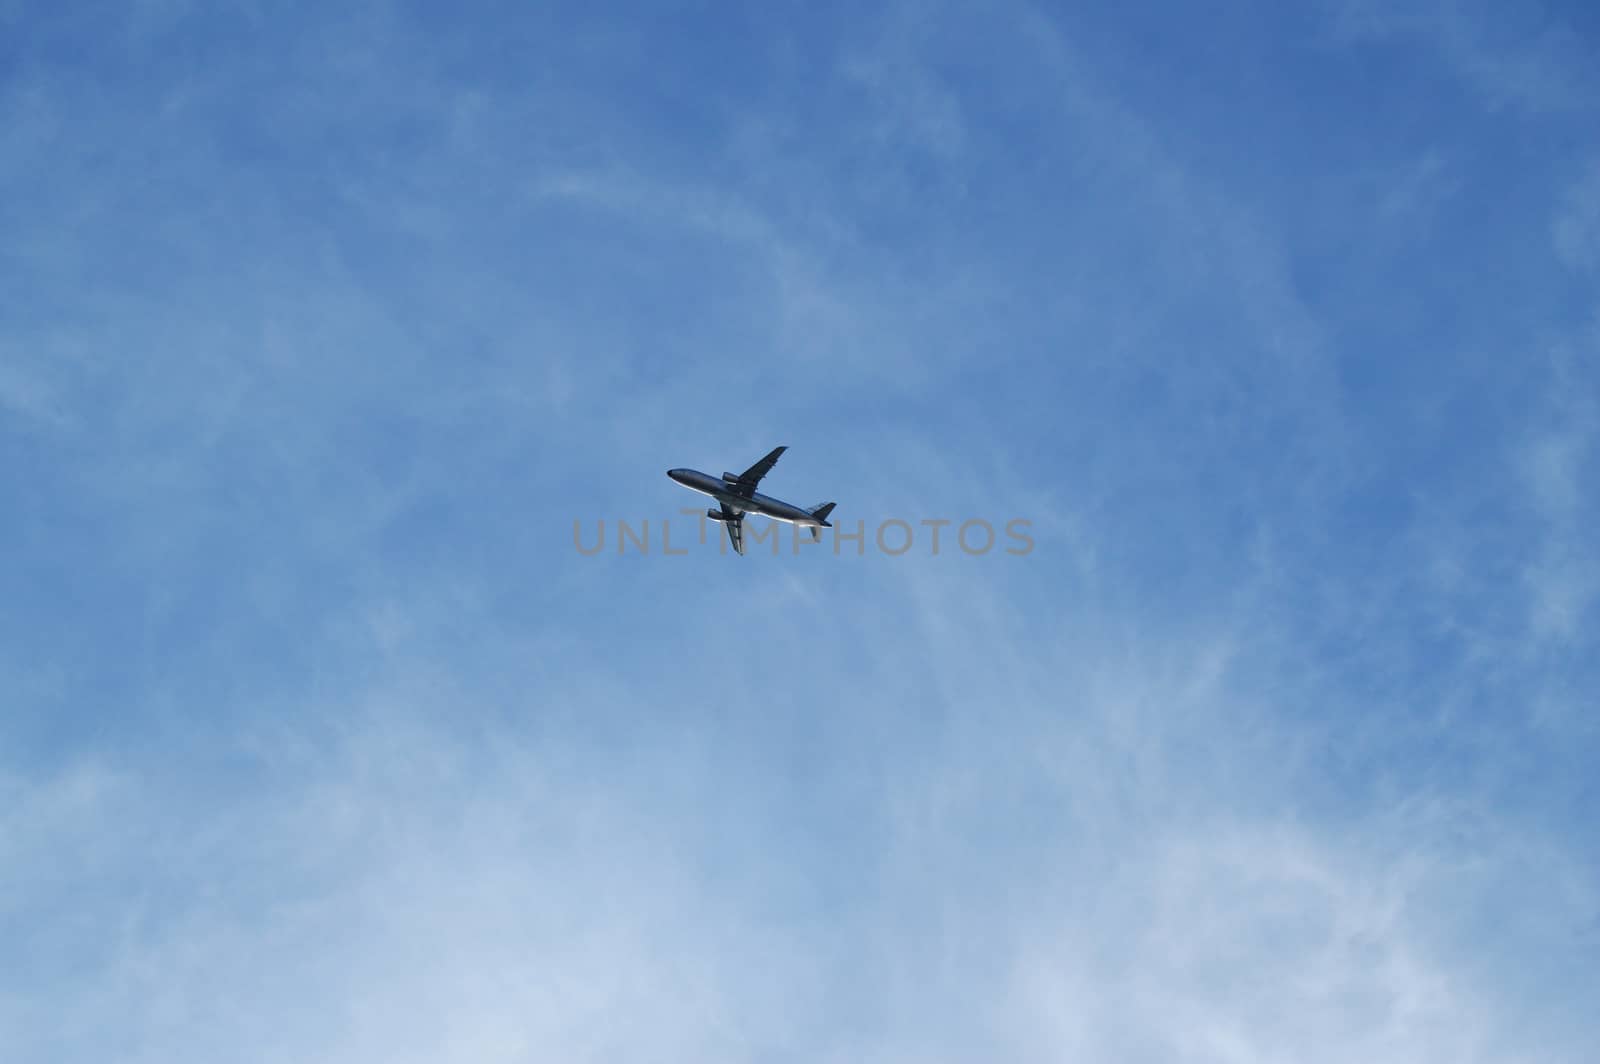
(809, 502), (836, 525)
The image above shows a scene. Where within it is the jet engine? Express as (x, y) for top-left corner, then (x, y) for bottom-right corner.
(706, 508), (728, 522)
(721, 472), (742, 485)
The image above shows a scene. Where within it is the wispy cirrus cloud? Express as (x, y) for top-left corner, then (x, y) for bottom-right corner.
(5, 553), (1592, 1062)
(1554, 161), (1600, 272)
(1330, 0), (1600, 113)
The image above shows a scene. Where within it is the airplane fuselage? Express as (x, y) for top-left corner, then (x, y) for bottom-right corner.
(667, 468), (824, 526)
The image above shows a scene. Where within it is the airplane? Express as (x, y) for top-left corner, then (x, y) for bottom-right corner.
(668, 446), (835, 556)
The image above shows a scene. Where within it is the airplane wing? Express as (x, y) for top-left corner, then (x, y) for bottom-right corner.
(728, 445), (786, 497)
(720, 504), (745, 555)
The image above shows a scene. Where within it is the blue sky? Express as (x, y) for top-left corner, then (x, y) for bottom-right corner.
(3, 1), (1597, 1060)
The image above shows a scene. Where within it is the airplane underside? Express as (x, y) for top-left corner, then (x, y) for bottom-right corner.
(668, 446), (835, 556)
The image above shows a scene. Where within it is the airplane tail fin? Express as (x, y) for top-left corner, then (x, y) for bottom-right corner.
(808, 502), (836, 540)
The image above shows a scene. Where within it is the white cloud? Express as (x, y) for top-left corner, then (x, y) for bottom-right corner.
(8, 541), (1592, 1061)
(1518, 352), (1599, 646)
(1554, 162), (1600, 273)
(1330, 0), (1599, 113)
(0, 357), (68, 428)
